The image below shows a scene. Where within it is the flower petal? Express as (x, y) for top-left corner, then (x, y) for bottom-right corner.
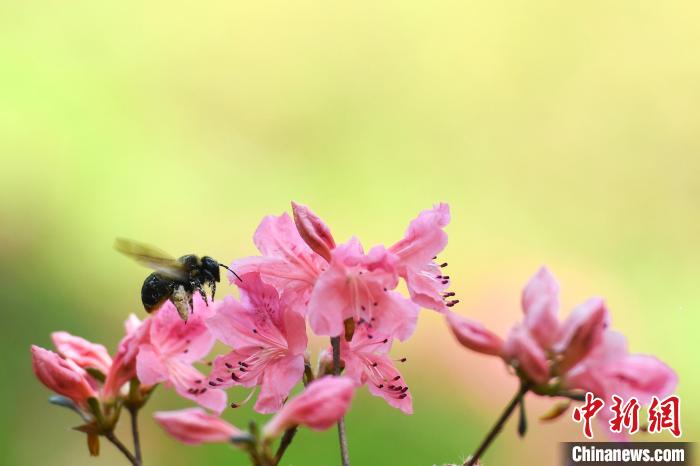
(135, 344), (168, 386)
(404, 262), (449, 312)
(51, 331), (112, 374)
(389, 203), (450, 268)
(150, 297), (215, 362)
(555, 297), (608, 371)
(521, 267), (560, 348)
(503, 325), (550, 384)
(168, 359), (227, 414)
(307, 261), (349, 338)
(255, 354), (305, 414)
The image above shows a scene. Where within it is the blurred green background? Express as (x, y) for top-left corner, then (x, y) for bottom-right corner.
(1, 1), (698, 465)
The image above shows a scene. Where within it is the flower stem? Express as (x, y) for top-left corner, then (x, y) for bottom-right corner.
(464, 383), (529, 466)
(273, 426), (298, 465)
(128, 406), (142, 464)
(330, 336), (351, 466)
(105, 431), (141, 466)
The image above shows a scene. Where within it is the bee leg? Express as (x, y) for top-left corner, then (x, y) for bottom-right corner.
(188, 293), (194, 315)
(197, 284), (209, 307)
(202, 269), (216, 302)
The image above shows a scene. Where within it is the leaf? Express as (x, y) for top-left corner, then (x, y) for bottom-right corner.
(539, 400), (572, 421)
(73, 422), (101, 435)
(86, 368), (106, 383)
(517, 394), (527, 437)
(49, 395), (78, 411)
(87, 433), (100, 456)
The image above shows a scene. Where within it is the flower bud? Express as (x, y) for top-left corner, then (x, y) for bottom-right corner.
(51, 332), (113, 375)
(503, 325), (550, 384)
(154, 408), (242, 445)
(263, 376), (355, 439)
(291, 201), (335, 262)
(31, 345), (96, 407)
(446, 312), (504, 356)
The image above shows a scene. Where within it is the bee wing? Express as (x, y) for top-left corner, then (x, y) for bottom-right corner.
(114, 238), (188, 280)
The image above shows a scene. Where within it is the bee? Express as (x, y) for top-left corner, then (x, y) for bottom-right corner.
(115, 238), (241, 322)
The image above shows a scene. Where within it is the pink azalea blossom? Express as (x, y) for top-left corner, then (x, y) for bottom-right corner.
(154, 408), (242, 445)
(564, 331), (677, 404)
(263, 376), (356, 438)
(232, 212), (326, 311)
(136, 297), (226, 413)
(389, 203), (454, 312)
(31, 345), (96, 408)
(446, 311), (504, 356)
(446, 267), (675, 401)
(340, 324), (412, 414)
(291, 201), (336, 262)
(51, 332), (113, 375)
(307, 238), (419, 340)
(205, 272), (307, 413)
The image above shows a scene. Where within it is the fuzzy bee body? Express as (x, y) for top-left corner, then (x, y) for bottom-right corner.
(115, 239), (240, 321)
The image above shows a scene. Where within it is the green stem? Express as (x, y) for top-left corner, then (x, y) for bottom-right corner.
(128, 407), (142, 464)
(273, 427), (298, 465)
(331, 336), (351, 466)
(105, 431), (140, 466)
(464, 383), (529, 466)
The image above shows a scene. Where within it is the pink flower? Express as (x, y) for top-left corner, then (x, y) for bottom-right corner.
(103, 314), (152, 399)
(307, 238), (419, 340)
(205, 272), (307, 413)
(389, 203), (454, 312)
(291, 201), (336, 262)
(31, 345), (96, 407)
(263, 376), (356, 438)
(136, 297), (226, 413)
(154, 408), (242, 445)
(232, 212), (326, 312)
(446, 311), (504, 356)
(565, 331), (677, 404)
(446, 267), (673, 396)
(340, 324), (412, 414)
(51, 331), (113, 375)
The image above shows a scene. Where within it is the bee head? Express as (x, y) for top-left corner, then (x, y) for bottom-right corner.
(201, 256), (221, 282)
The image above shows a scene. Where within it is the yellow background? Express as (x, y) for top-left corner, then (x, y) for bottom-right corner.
(1, 1), (698, 465)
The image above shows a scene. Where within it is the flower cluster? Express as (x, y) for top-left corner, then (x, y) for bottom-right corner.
(446, 267), (677, 435)
(30, 203), (679, 466)
(31, 202), (453, 465)
(31, 314), (151, 456)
